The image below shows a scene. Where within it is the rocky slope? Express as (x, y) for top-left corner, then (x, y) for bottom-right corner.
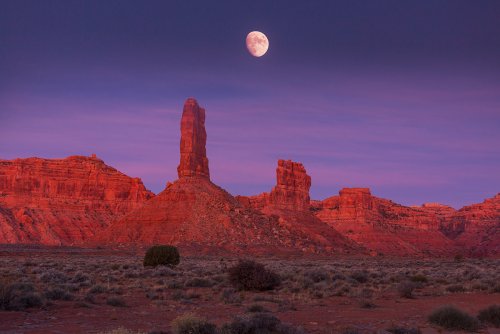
(236, 160), (356, 253)
(311, 188), (500, 256)
(441, 194), (500, 256)
(0, 155), (153, 245)
(311, 188), (459, 256)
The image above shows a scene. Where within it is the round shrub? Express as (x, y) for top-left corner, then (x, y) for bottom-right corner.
(478, 304), (500, 327)
(143, 245), (180, 268)
(228, 260), (280, 291)
(428, 305), (479, 331)
(171, 313), (216, 334)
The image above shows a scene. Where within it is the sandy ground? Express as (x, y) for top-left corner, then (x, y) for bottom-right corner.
(0, 246), (499, 334)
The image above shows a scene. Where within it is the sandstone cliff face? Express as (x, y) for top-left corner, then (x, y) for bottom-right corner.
(177, 98), (210, 179)
(0, 156), (153, 245)
(270, 160), (311, 211)
(313, 188), (458, 256)
(236, 160), (311, 211)
(441, 194), (500, 256)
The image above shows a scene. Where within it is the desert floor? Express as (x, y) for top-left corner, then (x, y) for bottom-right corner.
(0, 246), (499, 334)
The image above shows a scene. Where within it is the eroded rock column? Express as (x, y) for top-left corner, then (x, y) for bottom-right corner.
(177, 98), (210, 179)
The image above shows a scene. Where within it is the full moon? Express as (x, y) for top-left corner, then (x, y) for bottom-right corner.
(246, 31), (269, 57)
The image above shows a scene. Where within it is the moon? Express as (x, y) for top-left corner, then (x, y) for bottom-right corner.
(246, 31), (269, 57)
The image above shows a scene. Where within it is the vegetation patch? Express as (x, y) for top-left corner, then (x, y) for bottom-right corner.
(478, 304), (500, 327)
(428, 305), (479, 331)
(143, 245), (180, 268)
(228, 260), (280, 291)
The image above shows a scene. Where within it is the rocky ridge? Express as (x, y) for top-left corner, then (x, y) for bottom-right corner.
(0, 155), (153, 245)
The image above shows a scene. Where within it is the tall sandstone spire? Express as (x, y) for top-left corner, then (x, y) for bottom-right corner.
(177, 98), (210, 179)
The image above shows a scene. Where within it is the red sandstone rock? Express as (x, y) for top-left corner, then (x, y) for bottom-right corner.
(237, 160), (311, 211)
(313, 188), (459, 256)
(270, 160), (311, 211)
(177, 98), (210, 179)
(235, 160), (357, 252)
(0, 156), (153, 245)
(442, 193), (500, 256)
(97, 102), (356, 254)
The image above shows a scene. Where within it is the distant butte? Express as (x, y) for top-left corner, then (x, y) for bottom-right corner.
(0, 155), (153, 245)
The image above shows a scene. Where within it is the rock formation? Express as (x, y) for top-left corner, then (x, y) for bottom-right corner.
(0, 155), (153, 245)
(440, 193), (500, 256)
(177, 98), (210, 179)
(312, 188), (459, 256)
(97, 99), (356, 254)
(1, 96), (498, 257)
(236, 160), (311, 211)
(270, 160), (311, 211)
(235, 160), (356, 253)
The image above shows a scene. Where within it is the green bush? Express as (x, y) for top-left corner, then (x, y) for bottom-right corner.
(171, 313), (216, 334)
(478, 304), (500, 327)
(143, 245), (180, 268)
(228, 260), (280, 291)
(428, 305), (479, 331)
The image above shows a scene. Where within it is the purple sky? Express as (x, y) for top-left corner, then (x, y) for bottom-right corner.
(1, 1), (499, 208)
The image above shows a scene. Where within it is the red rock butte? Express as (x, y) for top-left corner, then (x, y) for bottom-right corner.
(0, 155), (153, 245)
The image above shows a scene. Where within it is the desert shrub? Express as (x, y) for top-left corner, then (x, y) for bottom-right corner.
(84, 292), (97, 304)
(304, 269), (329, 282)
(110, 264), (121, 271)
(71, 271), (91, 284)
(221, 288), (243, 304)
(222, 313), (304, 334)
(359, 299), (376, 308)
(446, 284), (466, 293)
(44, 287), (73, 301)
(0, 281), (43, 311)
(478, 304), (500, 327)
(410, 274), (428, 283)
(398, 281), (417, 299)
(106, 296), (126, 307)
(428, 305), (479, 331)
(89, 284), (107, 294)
(40, 269), (68, 284)
(171, 313), (216, 334)
(144, 245), (180, 268)
(246, 304), (269, 313)
(350, 271), (368, 283)
(386, 327), (421, 334)
(339, 327), (361, 334)
(153, 266), (177, 277)
(228, 260), (280, 291)
(185, 277), (215, 288)
(98, 328), (147, 334)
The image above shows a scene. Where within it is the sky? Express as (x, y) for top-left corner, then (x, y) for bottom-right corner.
(1, 1), (499, 208)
